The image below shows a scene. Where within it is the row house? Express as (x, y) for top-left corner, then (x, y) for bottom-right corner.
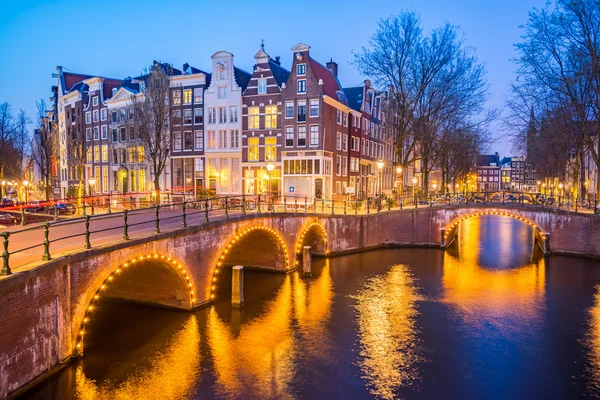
(241, 44), (289, 196)
(476, 153), (501, 192)
(203, 51), (251, 195)
(169, 63), (211, 197)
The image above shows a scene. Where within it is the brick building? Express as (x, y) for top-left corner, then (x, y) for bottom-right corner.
(476, 153), (501, 192)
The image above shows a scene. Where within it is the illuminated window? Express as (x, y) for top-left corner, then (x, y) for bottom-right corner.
(129, 147), (136, 163)
(101, 145), (108, 162)
(138, 146), (144, 163)
(265, 137), (277, 161)
(102, 166), (108, 192)
(86, 147), (92, 162)
(94, 145), (100, 162)
(172, 90), (181, 105)
(248, 137), (259, 161)
(139, 170), (146, 192)
(265, 105), (277, 128)
(248, 107), (260, 129)
(183, 89), (192, 105)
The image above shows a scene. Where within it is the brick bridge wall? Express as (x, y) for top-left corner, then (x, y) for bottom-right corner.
(1, 205), (600, 398)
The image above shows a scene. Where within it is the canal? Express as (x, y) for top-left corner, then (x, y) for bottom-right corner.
(22, 215), (600, 399)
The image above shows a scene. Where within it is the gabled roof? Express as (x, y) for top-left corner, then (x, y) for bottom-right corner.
(343, 87), (363, 112)
(309, 57), (347, 105)
(477, 154), (500, 167)
(63, 72), (93, 92)
(268, 59), (290, 87)
(234, 67), (252, 91)
(187, 66), (212, 87)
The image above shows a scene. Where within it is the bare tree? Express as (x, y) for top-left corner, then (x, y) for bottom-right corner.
(32, 100), (56, 201)
(130, 62), (172, 200)
(13, 109), (31, 179)
(0, 102), (16, 184)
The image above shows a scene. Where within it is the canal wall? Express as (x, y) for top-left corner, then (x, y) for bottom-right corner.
(1, 206), (600, 398)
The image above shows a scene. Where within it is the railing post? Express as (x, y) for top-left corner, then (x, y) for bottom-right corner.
(182, 200), (187, 228)
(123, 210), (129, 240)
(107, 195), (112, 214)
(367, 198), (370, 214)
(54, 202), (58, 221)
(20, 205), (25, 226)
(331, 199), (335, 215)
(258, 195), (262, 214)
(344, 199), (347, 215)
(84, 215), (91, 249)
(42, 222), (51, 261)
(242, 194), (247, 215)
(155, 205), (160, 234)
(130, 195), (134, 210)
(414, 194), (418, 209)
(1, 232), (10, 275)
(225, 196), (229, 219)
(400, 197), (403, 210)
(205, 199), (209, 222)
(295, 197), (298, 213)
(284, 196), (287, 212)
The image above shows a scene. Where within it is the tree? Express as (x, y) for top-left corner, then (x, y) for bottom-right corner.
(355, 12), (495, 196)
(0, 102), (16, 184)
(31, 100), (56, 201)
(130, 62), (173, 200)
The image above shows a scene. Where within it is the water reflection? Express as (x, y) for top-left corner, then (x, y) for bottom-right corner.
(75, 316), (200, 400)
(586, 286), (600, 396)
(352, 265), (422, 399)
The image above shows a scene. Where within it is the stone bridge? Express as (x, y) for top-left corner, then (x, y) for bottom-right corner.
(1, 204), (600, 398)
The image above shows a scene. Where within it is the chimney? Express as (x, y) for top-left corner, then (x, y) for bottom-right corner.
(273, 56), (281, 66)
(183, 62), (189, 73)
(326, 58), (338, 78)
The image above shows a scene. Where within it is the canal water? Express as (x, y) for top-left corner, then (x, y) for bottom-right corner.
(22, 215), (600, 399)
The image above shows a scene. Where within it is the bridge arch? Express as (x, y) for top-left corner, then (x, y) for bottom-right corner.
(209, 226), (291, 301)
(73, 253), (196, 356)
(294, 222), (328, 267)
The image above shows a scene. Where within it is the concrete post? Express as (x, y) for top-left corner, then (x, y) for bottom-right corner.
(232, 265), (244, 308)
(440, 228), (446, 248)
(544, 232), (551, 255)
(303, 246), (312, 277)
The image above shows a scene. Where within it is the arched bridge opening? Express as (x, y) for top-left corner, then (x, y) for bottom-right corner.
(74, 254), (196, 356)
(294, 222), (328, 268)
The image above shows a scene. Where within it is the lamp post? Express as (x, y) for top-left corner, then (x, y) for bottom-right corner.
(266, 162), (275, 201)
(88, 177), (96, 215)
(412, 176), (418, 204)
(396, 166), (403, 201)
(377, 160), (384, 199)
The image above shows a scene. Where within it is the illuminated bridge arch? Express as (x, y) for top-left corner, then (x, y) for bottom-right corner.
(209, 226), (291, 301)
(295, 222), (328, 267)
(73, 253), (196, 356)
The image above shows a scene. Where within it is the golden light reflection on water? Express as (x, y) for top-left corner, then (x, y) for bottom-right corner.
(585, 286), (600, 395)
(207, 276), (296, 399)
(75, 316), (201, 400)
(443, 216), (546, 331)
(352, 265), (423, 400)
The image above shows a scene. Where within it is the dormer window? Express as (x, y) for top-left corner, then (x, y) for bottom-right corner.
(297, 64), (306, 76)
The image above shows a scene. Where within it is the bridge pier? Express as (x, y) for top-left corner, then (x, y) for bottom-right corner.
(544, 233), (551, 255)
(303, 246), (312, 277)
(440, 228), (446, 248)
(232, 266), (244, 308)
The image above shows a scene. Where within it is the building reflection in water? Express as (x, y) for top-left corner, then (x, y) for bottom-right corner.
(352, 264), (423, 400)
(443, 215), (546, 333)
(585, 286), (600, 396)
(207, 262), (334, 399)
(74, 316), (201, 400)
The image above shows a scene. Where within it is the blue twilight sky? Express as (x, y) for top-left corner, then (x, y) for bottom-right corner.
(0, 0), (546, 156)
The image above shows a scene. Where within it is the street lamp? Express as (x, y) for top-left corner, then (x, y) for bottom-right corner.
(412, 176), (418, 201)
(377, 160), (384, 199)
(559, 183), (564, 198)
(432, 181), (438, 193)
(88, 177), (96, 215)
(266, 162), (275, 200)
(396, 166), (403, 199)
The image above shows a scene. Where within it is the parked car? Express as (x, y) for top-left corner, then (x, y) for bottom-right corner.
(0, 198), (15, 208)
(0, 212), (19, 225)
(47, 202), (76, 215)
(28, 200), (46, 213)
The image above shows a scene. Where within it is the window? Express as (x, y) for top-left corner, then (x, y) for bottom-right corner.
(230, 130), (239, 148)
(195, 131), (204, 150)
(94, 145), (100, 162)
(173, 110), (182, 125)
(101, 109), (107, 121)
(139, 170), (146, 192)
(86, 147), (92, 162)
(309, 99), (319, 117)
(258, 77), (267, 94)
(207, 131), (216, 149)
(194, 88), (203, 104)
(174, 132), (182, 151)
(218, 87), (227, 98)
(343, 134), (348, 151)
(86, 111), (91, 123)
(183, 89), (192, 105)
(219, 68), (226, 80)
(93, 127), (99, 140)
(101, 145), (108, 162)
(297, 79), (306, 94)
(219, 107), (227, 124)
(361, 138), (365, 154)
(297, 63), (306, 76)
(342, 113), (348, 127)
(336, 155), (342, 176)
(130, 170), (137, 192)
(129, 147), (136, 163)
(138, 146), (145, 163)
(336, 132), (342, 150)
(129, 108), (134, 121)
(101, 126), (107, 139)
(297, 126), (306, 146)
(172, 90), (181, 105)
(285, 101), (294, 119)
(225, 107), (237, 125)
(102, 166), (108, 192)
(285, 126), (294, 147)
(184, 131), (193, 151)
(265, 137), (276, 161)
(86, 128), (91, 141)
(183, 109), (192, 125)
(337, 110), (342, 124)
(248, 137), (259, 161)
(248, 106), (260, 129)
(310, 125), (319, 146)
(194, 108), (203, 124)
(208, 108), (216, 124)
(120, 109), (126, 122)
(111, 111), (117, 123)
(219, 130), (227, 149)
(297, 100), (306, 122)
(93, 96), (98, 106)
(112, 129), (117, 142)
(265, 105), (277, 129)
(342, 156), (348, 176)
(112, 149), (118, 165)
(129, 127), (135, 141)
(120, 148), (126, 164)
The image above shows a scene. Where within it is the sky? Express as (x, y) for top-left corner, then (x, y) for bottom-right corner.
(0, 0), (547, 157)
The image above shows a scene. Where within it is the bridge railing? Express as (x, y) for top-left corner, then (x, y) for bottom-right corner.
(1, 191), (598, 275)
